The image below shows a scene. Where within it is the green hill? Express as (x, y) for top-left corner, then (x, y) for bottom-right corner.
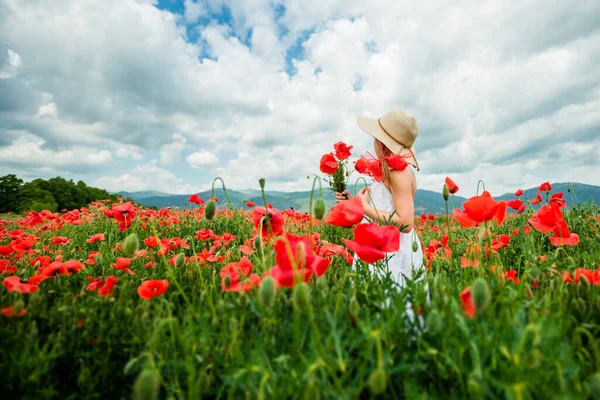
(122, 181), (599, 215)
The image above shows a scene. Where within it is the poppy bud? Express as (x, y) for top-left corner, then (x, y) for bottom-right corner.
(223, 275), (231, 289)
(259, 276), (276, 308)
(467, 377), (483, 397)
(316, 275), (328, 291)
(175, 253), (185, 268)
(471, 278), (491, 313)
(368, 368), (387, 394)
(204, 200), (216, 220)
(259, 178), (265, 189)
(196, 372), (212, 394)
(293, 283), (310, 314)
(425, 309), (442, 334)
(253, 236), (262, 250)
(412, 240), (418, 252)
(589, 372), (600, 400)
(237, 294), (248, 307)
(567, 187), (571, 193)
(133, 368), (160, 400)
(304, 381), (320, 400)
(576, 298), (587, 314)
(442, 184), (449, 202)
(314, 197), (326, 220)
(349, 297), (360, 315)
(124, 358), (139, 376)
(123, 233), (139, 257)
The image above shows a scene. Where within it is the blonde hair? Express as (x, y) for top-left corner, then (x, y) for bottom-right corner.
(377, 140), (394, 190)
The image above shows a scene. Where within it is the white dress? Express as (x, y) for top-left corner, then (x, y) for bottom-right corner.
(353, 166), (425, 289)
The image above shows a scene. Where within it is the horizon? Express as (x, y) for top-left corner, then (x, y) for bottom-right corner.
(1, 0), (599, 198)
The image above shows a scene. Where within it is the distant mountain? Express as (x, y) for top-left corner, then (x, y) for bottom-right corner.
(496, 182), (599, 208)
(117, 190), (172, 199)
(117, 182), (599, 215)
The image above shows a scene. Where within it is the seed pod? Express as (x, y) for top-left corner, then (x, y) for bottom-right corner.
(123, 233), (139, 257)
(471, 279), (491, 314)
(237, 294), (248, 307)
(253, 235), (262, 250)
(293, 283), (310, 314)
(314, 197), (326, 220)
(316, 275), (328, 292)
(133, 368), (160, 400)
(367, 368), (387, 394)
(426, 309), (442, 334)
(412, 240), (418, 252)
(589, 372), (600, 400)
(442, 184), (449, 201)
(259, 276), (276, 308)
(349, 297), (360, 316)
(175, 253), (185, 268)
(259, 178), (265, 189)
(204, 200), (216, 220)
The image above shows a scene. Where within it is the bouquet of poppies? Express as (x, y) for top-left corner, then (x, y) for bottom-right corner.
(319, 142), (354, 198)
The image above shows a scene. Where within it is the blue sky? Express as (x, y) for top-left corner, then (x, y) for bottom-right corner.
(0, 0), (599, 197)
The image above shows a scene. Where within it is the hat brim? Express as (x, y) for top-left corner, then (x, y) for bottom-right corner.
(356, 116), (419, 170)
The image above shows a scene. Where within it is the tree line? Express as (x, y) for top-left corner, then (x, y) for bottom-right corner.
(0, 174), (131, 213)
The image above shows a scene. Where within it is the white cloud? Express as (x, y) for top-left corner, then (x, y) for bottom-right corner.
(93, 163), (201, 194)
(0, 137), (113, 171)
(186, 150), (219, 168)
(0, 0), (598, 198)
(184, 0), (205, 24)
(160, 133), (186, 165)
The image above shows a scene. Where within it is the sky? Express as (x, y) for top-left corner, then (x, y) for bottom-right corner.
(0, 0), (599, 198)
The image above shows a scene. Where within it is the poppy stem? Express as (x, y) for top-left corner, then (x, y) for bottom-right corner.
(211, 177), (232, 209)
(476, 180), (486, 195)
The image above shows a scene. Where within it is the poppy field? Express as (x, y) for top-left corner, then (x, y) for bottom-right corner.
(1, 178), (600, 399)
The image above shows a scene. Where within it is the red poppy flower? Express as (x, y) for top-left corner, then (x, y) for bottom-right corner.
(529, 203), (579, 246)
(269, 233), (330, 288)
(50, 236), (71, 246)
(220, 256), (261, 292)
(460, 287), (476, 319)
(549, 193), (566, 209)
(2, 305), (27, 318)
(343, 223), (400, 264)
(86, 233), (105, 243)
(452, 191), (507, 228)
(573, 268), (599, 285)
(144, 236), (158, 248)
(0, 260), (17, 274)
(507, 199), (524, 211)
(326, 196), (364, 228)
(385, 154), (409, 171)
(444, 177), (459, 194)
(98, 276), (118, 297)
(505, 270), (520, 285)
(252, 207), (284, 239)
(86, 276), (104, 291)
(112, 257), (134, 275)
(319, 153), (338, 174)
(246, 201), (255, 207)
(188, 194), (204, 205)
(23, 211), (44, 227)
(531, 192), (543, 205)
(3, 276), (39, 294)
(539, 182), (552, 192)
(514, 189), (524, 197)
(333, 141), (353, 161)
(137, 280), (169, 300)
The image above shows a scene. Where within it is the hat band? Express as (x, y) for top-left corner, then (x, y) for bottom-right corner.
(378, 118), (420, 171)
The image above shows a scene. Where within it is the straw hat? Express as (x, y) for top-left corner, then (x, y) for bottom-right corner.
(356, 108), (420, 171)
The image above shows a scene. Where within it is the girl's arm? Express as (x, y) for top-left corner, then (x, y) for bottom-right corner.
(361, 170), (415, 233)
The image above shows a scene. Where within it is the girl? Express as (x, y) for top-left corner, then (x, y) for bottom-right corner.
(335, 109), (425, 290)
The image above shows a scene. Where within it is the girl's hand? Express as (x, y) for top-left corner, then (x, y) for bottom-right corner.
(357, 187), (371, 209)
(335, 190), (351, 203)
